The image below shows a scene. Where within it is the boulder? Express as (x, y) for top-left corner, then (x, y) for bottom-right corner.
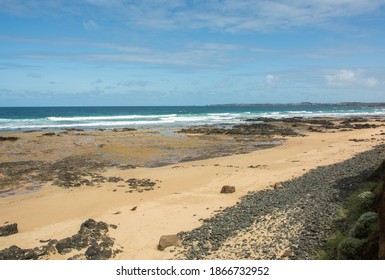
(0, 223), (18, 237)
(158, 235), (180, 251)
(220, 185), (236, 194)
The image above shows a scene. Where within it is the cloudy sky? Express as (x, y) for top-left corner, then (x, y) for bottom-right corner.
(1, 0), (385, 106)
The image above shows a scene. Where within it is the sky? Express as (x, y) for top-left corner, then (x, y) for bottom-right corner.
(0, 0), (385, 106)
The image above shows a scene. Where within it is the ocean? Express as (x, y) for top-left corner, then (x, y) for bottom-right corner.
(1, 105), (385, 131)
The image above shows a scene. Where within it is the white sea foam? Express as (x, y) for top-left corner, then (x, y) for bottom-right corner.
(47, 114), (177, 121)
(1, 108), (385, 131)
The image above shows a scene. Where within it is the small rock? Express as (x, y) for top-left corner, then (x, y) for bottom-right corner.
(220, 185), (236, 194)
(158, 235), (180, 251)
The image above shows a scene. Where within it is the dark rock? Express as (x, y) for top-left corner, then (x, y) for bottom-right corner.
(0, 219), (116, 260)
(85, 245), (112, 260)
(0, 223), (18, 237)
(126, 178), (156, 188)
(178, 122), (299, 137)
(0, 136), (19, 141)
(107, 177), (124, 183)
(80, 218), (98, 231)
(0, 245), (25, 260)
(220, 185), (236, 194)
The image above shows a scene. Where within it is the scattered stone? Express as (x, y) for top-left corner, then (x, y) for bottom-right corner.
(126, 178), (156, 188)
(349, 139), (368, 142)
(0, 223), (18, 237)
(248, 165), (267, 169)
(119, 164), (136, 170)
(158, 235), (181, 251)
(107, 177), (124, 183)
(220, 185), (236, 194)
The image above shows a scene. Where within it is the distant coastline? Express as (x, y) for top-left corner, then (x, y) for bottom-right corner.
(209, 102), (385, 107)
(1, 104), (385, 132)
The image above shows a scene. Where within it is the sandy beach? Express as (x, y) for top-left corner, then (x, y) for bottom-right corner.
(1, 117), (385, 260)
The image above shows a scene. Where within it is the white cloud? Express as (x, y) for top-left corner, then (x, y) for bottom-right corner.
(325, 69), (378, 87)
(365, 77), (378, 87)
(83, 20), (99, 30)
(2, 0), (385, 32)
(265, 74), (277, 86)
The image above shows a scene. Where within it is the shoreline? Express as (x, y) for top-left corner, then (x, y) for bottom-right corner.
(0, 117), (385, 259)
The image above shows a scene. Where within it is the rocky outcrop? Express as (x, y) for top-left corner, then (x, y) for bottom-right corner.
(0, 223), (18, 237)
(55, 219), (114, 259)
(0, 219), (118, 260)
(0, 240), (57, 260)
(178, 123), (299, 136)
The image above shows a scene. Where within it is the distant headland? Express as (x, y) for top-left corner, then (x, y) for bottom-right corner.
(209, 102), (385, 107)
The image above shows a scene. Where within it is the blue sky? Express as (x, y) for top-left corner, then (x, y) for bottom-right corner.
(1, 0), (385, 106)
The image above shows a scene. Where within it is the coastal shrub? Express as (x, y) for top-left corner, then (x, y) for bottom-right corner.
(349, 211), (378, 239)
(337, 237), (367, 260)
(327, 231), (346, 251)
(356, 191), (376, 211)
(314, 250), (330, 260)
(315, 230), (346, 259)
(345, 181), (377, 221)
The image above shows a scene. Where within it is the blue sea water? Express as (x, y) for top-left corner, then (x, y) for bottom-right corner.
(0, 105), (385, 131)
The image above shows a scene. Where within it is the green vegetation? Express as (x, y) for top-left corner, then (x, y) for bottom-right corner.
(344, 181), (377, 222)
(314, 180), (380, 259)
(337, 237), (367, 260)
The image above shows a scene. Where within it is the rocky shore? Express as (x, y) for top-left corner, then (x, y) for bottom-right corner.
(0, 117), (384, 260)
(175, 144), (385, 260)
